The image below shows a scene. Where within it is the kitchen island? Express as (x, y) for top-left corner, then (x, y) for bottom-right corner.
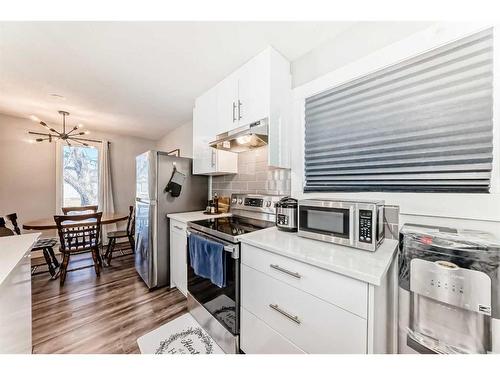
(0, 233), (40, 354)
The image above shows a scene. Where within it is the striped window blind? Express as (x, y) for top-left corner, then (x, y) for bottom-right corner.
(304, 28), (493, 193)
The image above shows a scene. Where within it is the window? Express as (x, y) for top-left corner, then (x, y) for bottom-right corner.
(304, 28), (493, 193)
(62, 145), (99, 207)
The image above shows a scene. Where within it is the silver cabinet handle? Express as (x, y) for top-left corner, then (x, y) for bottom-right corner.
(270, 264), (301, 279)
(173, 225), (184, 231)
(269, 304), (301, 325)
(238, 100), (242, 120)
(232, 102), (237, 122)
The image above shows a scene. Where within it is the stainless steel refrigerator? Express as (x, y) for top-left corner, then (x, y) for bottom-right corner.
(135, 151), (208, 289)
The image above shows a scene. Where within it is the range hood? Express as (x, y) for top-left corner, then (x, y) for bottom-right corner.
(209, 119), (268, 153)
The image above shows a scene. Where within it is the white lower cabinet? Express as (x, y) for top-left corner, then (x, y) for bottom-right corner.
(240, 243), (397, 354)
(169, 220), (188, 296)
(241, 264), (366, 354)
(242, 244), (368, 318)
(0, 250), (32, 354)
(241, 307), (304, 354)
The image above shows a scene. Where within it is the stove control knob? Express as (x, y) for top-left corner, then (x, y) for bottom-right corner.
(237, 198), (243, 205)
(265, 200), (272, 208)
(231, 198), (237, 204)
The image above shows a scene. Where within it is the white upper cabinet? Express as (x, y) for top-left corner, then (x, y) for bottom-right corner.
(215, 72), (239, 133)
(193, 46), (292, 173)
(192, 88), (238, 175)
(217, 47), (291, 168)
(235, 51), (270, 128)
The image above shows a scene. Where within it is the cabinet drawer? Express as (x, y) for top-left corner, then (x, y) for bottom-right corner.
(241, 264), (367, 353)
(241, 307), (304, 354)
(241, 244), (368, 318)
(170, 220), (186, 234)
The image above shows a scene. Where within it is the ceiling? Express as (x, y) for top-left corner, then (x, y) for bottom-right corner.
(0, 21), (354, 140)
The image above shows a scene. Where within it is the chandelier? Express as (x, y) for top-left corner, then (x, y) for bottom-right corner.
(29, 110), (96, 146)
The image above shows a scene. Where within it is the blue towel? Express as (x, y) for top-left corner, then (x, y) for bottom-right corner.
(189, 234), (226, 288)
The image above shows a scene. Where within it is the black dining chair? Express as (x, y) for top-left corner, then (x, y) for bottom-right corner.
(104, 206), (135, 265)
(4, 213), (60, 278)
(54, 212), (103, 286)
(0, 217), (15, 237)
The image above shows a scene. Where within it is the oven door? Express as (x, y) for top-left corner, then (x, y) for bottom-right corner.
(298, 201), (355, 245)
(186, 229), (240, 336)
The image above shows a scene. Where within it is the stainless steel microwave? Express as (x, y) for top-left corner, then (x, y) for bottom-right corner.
(298, 199), (385, 251)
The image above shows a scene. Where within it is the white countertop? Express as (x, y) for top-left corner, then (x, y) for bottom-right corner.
(239, 227), (398, 286)
(167, 210), (232, 224)
(0, 233), (40, 285)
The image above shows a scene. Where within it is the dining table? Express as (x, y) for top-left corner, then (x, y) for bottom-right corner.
(23, 212), (130, 270)
(22, 212), (129, 230)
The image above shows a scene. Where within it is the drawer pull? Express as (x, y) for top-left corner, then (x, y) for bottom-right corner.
(173, 225), (184, 231)
(270, 264), (301, 279)
(269, 304), (301, 325)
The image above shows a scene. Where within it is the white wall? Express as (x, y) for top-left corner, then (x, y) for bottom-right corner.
(291, 22), (500, 234)
(291, 21), (435, 88)
(156, 121), (193, 158)
(0, 113), (156, 233)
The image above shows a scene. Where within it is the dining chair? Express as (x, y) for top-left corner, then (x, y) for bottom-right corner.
(104, 206), (135, 265)
(0, 217), (15, 237)
(54, 212), (103, 286)
(62, 205), (98, 215)
(4, 213), (60, 278)
(62, 206), (100, 240)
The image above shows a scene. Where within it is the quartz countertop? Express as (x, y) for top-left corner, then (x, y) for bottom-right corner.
(239, 227), (398, 286)
(0, 233), (40, 285)
(167, 210), (232, 224)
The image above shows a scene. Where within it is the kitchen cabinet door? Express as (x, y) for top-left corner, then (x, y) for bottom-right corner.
(216, 72), (239, 133)
(0, 250), (32, 353)
(193, 88), (217, 175)
(237, 50), (270, 127)
(193, 88), (238, 175)
(170, 221), (187, 296)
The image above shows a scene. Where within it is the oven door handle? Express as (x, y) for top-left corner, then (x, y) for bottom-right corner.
(186, 228), (239, 259)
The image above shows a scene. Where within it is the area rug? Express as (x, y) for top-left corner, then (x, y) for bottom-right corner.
(137, 313), (224, 354)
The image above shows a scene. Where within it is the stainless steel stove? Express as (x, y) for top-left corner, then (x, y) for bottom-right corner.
(189, 194), (280, 242)
(186, 193), (282, 353)
(188, 214), (275, 243)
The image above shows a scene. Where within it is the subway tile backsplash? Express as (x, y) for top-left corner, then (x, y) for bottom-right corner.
(212, 145), (399, 239)
(212, 146), (291, 197)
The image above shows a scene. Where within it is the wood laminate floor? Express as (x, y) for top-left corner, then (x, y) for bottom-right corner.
(31, 248), (187, 354)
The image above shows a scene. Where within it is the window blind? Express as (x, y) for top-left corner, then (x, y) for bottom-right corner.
(304, 28), (493, 193)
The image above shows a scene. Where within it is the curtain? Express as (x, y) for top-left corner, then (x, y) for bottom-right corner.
(55, 139), (63, 214)
(99, 140), (116, 243)
(303, 28), (493, 193)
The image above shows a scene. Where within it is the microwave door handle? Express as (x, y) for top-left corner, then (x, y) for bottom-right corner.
(349, 206), (355, 246)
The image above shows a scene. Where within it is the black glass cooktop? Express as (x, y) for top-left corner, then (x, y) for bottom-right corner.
(189, 216), (275, 242)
